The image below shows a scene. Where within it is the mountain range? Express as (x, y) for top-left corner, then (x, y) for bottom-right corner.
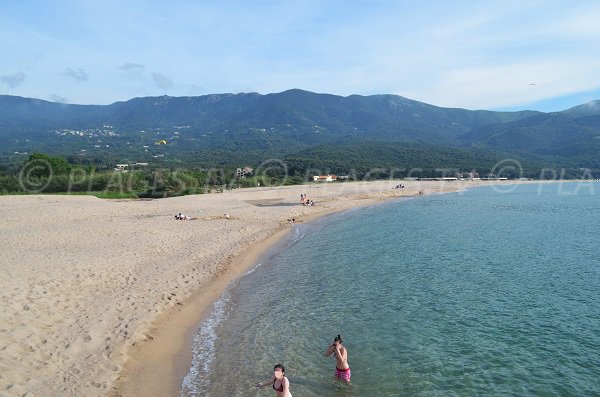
(1, 89), (599, 175)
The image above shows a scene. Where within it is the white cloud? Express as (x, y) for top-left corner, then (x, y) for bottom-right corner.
(118, 62), (145, 72)
(1, 71), (26, 89)
(63, 68), (89, 82)
(152, 72), (173, 90)
(48, 94), (68, 103)
(401, 59), (600, 109)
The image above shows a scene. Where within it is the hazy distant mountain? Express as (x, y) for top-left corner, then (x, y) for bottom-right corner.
(461, 105), (600, 160)
(0, 89), (538, 141)
(0, 89), (598, 171)
(560, 100), (600, 117)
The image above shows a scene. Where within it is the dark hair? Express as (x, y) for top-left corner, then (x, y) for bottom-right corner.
(274, 364), (285, 374)
(334, 334), (343, 344)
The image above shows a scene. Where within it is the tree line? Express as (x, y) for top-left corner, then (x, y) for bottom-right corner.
(0, 151), (594, 197)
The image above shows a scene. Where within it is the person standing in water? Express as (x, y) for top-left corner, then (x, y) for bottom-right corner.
(256, 364), (292, 397)
(324, 334), (351, 382)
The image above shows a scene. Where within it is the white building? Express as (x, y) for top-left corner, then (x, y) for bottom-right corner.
(313, 175), (337, 182)
(236, 167), (254, 178)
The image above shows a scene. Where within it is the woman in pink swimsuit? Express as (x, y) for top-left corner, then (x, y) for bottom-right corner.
(256, 364), (292, 397)
(324, 334), (351, 382)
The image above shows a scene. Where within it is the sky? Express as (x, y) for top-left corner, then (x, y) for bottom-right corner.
(2, 0), (600, 112)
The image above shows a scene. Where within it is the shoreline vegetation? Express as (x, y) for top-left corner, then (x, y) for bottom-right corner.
(2, 153), (597, 199)
(0, 179), (592, 397)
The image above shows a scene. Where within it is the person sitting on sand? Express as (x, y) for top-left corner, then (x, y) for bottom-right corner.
(301, 194), (308, 206)
(256, 364), (292, 397)
(324, 334), (351, 382)
(175, 213), (196, 220)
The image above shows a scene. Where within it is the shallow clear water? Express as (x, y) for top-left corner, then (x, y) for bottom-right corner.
(182, 182), (600, 397)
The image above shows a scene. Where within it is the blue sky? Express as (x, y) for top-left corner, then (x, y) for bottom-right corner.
(1, 0), (600, 111)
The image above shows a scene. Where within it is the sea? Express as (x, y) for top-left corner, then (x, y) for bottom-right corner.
(181, 182), (600, 397)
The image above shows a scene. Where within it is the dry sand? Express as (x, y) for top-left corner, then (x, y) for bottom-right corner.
(0, 180), (530, 397)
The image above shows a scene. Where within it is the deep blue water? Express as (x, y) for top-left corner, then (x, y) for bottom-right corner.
(182, 182), (600, 397)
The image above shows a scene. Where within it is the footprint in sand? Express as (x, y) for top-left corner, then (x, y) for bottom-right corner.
(104, 363), (120, 372)
(91, 381), (103, 388)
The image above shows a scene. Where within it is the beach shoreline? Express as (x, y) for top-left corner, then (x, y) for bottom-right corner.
(0, 179), (583, 397)
(110, 180), (530, 397)
(112, 227), (290, 397)
(113, 189), (416, 397)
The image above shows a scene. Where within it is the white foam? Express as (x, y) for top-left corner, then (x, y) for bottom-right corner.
(287, 225), (308, 246)
(243, 262), (263, 276)
(180, 226), (310, 395)
(180, 290), (232, 397)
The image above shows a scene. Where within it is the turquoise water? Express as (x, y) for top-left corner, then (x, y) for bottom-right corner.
(181, 182), (600, 397)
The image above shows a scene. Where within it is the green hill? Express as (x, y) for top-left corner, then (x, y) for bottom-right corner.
(1, 90), (598, 175)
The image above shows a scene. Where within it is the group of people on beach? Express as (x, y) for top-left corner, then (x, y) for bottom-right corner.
(175, 212), (232, 220)
(300, 193), (315, 206)
(256, 334), (350, 396)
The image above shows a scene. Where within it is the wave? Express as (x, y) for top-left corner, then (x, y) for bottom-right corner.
(243, 262), (263, 276)
(180, 290), (232, 397)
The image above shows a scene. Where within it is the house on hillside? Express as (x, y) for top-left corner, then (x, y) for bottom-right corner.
(114, 163), (148, 172)
(313, 175), (337, 182)
(236, 167), (254, 178)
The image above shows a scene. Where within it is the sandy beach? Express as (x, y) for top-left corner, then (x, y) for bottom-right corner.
(0, 180), (534, 397)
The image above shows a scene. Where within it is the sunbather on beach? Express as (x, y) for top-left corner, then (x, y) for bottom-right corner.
(324, 334), (351, 382)
(256, 364), (292, 397)
(175, 213), (196, 220)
